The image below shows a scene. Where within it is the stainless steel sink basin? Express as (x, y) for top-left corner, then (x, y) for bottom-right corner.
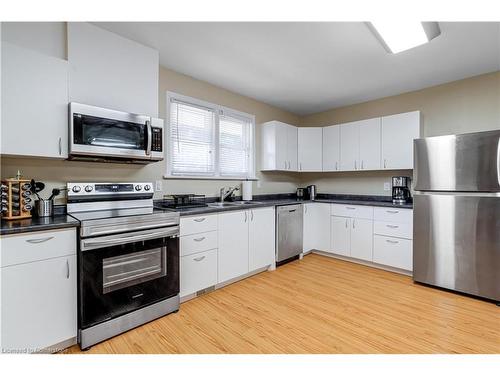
(230, 201), (263, 205)
(207, 201), (263, 207)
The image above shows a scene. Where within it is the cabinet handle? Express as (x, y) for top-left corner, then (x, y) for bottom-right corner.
(352, 219), (355, 229)
(384, 159), (387, 168)
(251, 210), (254, 221)
(193, 217), (206, 222)
(345, 219), (348, 228)
(284, 161), (287, 169)
(304, 205), (307, 214)
(386, 239), (399, 244)
(58, 137), (62, 155)
(66, 259), (70, 279)
(386, 210), (399, 214)
(244, 211), (247, 222)
(193, 236), (206, 242)
(345, 206), (355, 210)
(361, 160), (364, 169)
(288, 161), (291, 170)
(386, 224), (399, 228)
(354, 160), (357, 170)
(335, 161), (338, 170)
(193, 256), (206, 262)
(26, 236), (54, 244)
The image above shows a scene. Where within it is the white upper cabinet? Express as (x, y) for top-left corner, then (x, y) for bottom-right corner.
(67, 23), (159, 116)
(339, 121), (360, 171)
(298, 127), (323, 171)
(381, 111), (421, 169)
(261, 121), (298, 171)
(322, 125), (341, 172)
(358, 118), (381, 170)
(1, 42), (69, 158)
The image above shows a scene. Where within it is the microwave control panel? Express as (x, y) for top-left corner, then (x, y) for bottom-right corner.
(151, 128), (163, 152)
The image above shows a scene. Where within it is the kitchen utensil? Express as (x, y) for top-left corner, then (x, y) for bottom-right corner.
(48, 188), (61, 201)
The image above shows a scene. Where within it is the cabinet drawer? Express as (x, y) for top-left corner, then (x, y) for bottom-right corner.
(331, 204), (373, 219)
(180, 214), (218, 236)
(0, 228), (76, 267)
(374, 220), (413, 239)
(374, 207), (412, 223)
(180, 231), (218, 257)
(373, 235), (413, 271)
(180, 249), (217, 297)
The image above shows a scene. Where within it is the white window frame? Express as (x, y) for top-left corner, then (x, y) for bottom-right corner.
(165, 91), (256, 180)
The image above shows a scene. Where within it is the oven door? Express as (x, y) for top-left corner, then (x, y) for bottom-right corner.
(70, 102), (152, 160)
(79, 227), (179, 330)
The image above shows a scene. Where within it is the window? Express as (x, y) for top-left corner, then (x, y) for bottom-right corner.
(166, 92), (255, 179)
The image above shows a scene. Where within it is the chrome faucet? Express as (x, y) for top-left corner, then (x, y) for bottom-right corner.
(219, 185), (240, 202)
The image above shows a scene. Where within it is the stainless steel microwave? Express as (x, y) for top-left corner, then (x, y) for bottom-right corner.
(69, 102), (164, 163)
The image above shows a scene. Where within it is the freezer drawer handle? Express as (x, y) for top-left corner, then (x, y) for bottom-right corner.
(193, 236), (206, 242)
(193, 218), (206, 222)
(386, 224), (399, 228)
(193, 256), (206, 262)
(26, 236), (55, 244)
(386, 239), (399, 244)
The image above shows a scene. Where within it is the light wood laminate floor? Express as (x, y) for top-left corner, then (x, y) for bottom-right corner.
(65, 254), (499, 354)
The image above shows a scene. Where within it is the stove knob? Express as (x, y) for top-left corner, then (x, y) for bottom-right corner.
(135, 185), (142, 191)
(84, 185), (93, 193)
(144, 185), (151, 191)
(72, 185), (81, 193)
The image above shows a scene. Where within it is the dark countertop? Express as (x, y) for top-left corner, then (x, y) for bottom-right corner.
(0, 214), (80, 236)
(162, 195), (413, 217)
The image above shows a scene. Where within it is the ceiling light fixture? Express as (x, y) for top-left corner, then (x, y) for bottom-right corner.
(368, 21), (441, 54)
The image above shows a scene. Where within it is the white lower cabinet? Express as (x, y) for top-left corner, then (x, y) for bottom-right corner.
(180, 249), (218, 297)
(303, 203), (331, 253)
(0, 228), (77, 352)
(373, 236), (413, 271)
(350, 218), (373, 261)
(331, 216), (351, 256)
(248, 207), (275, 272)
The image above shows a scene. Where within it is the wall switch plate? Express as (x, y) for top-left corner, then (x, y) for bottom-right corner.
(383, 182), (391, 191)
(155, 180), (163, 192)
(256, 180), (262, 188)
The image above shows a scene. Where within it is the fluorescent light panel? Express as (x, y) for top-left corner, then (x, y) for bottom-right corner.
(371, 21), (429, 53)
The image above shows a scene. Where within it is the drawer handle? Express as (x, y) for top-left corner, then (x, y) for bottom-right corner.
(386, 210), (399, 214)
(193, 218), (206, 222)
(386, 239), (399, 244)
(66, 259), (70, 279)
(386, 224), (399, 228)
(345, 207), (355, 210)
(193, 256), (206, 262)
(193, 236), (206, 242)
(26, 236), (54, 244)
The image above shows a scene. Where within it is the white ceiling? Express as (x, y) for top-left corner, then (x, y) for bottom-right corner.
(95, 22), (500, 115)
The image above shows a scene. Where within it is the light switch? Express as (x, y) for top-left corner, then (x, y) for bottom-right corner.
(383, 182), (391, 191)
(155, 180), (163, 192)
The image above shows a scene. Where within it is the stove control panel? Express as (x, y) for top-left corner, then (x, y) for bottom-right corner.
(67, 182), (154, 197)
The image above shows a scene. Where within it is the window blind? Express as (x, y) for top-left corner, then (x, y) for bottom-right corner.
(169, 100), (216, 176)
(219, 112), (252, 177)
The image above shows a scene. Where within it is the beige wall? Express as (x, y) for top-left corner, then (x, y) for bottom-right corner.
(298, 71), (500, 195)
(1, 66), (301, 202)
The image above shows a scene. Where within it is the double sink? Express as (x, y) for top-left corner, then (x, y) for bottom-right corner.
(207, 201), (264, 208)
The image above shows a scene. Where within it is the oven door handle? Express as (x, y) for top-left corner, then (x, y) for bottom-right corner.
(146, 120), (152, 156)
(81, 226), (179, 251)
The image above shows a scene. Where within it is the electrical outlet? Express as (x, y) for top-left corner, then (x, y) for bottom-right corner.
(256, 180), (262, 188)
(155, 180), (163, 192)
(383, 182), (391, 191)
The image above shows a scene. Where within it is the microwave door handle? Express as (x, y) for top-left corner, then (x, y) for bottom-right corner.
(146, 120), (152, 156)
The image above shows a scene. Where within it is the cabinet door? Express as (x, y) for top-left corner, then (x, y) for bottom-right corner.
(303, 203), (331, 252)
(1, 255), (77, 351)
(331, 216), (351, 256)
(323, 125), (341, 171)
(350, 218), (373, 261)
(249, 207), (275, 271)
(359, 118), (381, 170)
(381, 111), (421, 169)
(218, 210), (249, 283)
(275, 122), (289, 171)
(298, 127), (323, 171)
(287, 125), (298, 171)
(1, 43), (68, 158)
(339, 122), (359, 171)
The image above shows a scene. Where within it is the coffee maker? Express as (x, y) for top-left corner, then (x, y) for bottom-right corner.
(392, 176), (412, 204)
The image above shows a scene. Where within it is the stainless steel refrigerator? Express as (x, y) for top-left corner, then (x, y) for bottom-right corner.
(413, 129), (499, 302)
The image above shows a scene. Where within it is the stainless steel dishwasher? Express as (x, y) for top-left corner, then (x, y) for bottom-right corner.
(276, 204), (303, 266)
